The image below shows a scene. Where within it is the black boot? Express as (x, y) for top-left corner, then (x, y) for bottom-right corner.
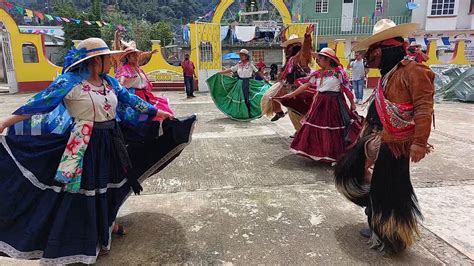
(271, 111), (285, 122)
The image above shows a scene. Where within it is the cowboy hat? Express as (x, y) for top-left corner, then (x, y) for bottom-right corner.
(281, 34), (303, 48)
(64, 38), (124, 73)
(352, 19), (419, 51)
(239, 49), (249, 55)
(316, 48), (341, 66)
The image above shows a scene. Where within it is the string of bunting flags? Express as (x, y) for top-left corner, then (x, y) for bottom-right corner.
(0, 1), (121, 30)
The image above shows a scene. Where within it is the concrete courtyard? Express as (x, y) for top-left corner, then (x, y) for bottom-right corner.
(0, 90), (473, 265)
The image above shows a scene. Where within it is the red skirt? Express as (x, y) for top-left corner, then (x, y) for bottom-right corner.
(273, 88), (316, 116)
(291, 92), (362, 163)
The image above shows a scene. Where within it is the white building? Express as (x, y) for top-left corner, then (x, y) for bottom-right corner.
(410, 0), (474, 61)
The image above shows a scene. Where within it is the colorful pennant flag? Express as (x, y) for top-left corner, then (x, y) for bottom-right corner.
(14, 4), (24, 15)
(25, 9), (33, 17)
(54, 16), (62, 22)
(45, 14), (54, 21)
(84, 21), (92, 25)
(34, 11), (44, 20)
(96, 21), (102, 27)
(4, 2), (14, 10)
(61, 17), (70, 23)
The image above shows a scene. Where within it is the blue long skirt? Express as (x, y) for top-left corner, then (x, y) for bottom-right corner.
(0, 121), (131, 264)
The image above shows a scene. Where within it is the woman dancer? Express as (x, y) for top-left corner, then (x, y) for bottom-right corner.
(207, 49), (270, 121)
(0, 38), (196, 264)
(114, 30), (174, 119)
(282, 48), (361, 163)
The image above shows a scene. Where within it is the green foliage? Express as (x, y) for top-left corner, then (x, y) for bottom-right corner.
(150, 21), (173, 47)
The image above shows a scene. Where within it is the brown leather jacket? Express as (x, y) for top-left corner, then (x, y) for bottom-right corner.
(382, 60), (435, 156)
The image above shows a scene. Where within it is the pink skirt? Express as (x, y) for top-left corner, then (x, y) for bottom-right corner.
(135, 89), (175, 121)
(291, 92), (362, 163)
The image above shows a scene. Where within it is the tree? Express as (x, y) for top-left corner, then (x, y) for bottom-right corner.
(150, 21), (173, 47)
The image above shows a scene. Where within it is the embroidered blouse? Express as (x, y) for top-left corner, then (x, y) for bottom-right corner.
(64, 80), (118, 122)
(230, 62), (258, 78)
(116, 64), (150, 90)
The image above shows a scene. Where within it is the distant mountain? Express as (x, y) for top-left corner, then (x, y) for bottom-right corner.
(16, 0), (220, 24)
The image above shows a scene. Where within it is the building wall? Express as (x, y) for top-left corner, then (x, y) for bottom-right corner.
(222, 48), (283, 68)
(302, 0), (343, 20)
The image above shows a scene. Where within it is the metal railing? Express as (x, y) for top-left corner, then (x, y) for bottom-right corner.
(307, 16), (411, 37)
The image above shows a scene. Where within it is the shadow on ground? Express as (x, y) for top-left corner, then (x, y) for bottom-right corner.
(97, 212), (190, 265)
(334, 223), (442, 265)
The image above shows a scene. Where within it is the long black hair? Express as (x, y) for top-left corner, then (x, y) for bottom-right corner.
(380, 37), (406, 76)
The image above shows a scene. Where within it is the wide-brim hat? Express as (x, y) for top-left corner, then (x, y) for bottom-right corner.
(316, 47), (341, 66)
(64, 38), (124, 73)
(120, 40), (142, 58)
(239, 49), (249, 55)
(352, 19), (419, 51)
(281, 34), (303, 48)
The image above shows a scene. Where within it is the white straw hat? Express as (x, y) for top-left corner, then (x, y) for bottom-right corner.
(352, 19), (419, 51)
(281, 34), (303, 48)
(64, 38), (124, 73)
(239, 49), (249, 55)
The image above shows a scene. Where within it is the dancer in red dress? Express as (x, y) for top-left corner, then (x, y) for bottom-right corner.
(282, 48), (361, 163)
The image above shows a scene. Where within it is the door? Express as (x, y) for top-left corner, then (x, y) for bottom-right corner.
(0, 24), (18, 93)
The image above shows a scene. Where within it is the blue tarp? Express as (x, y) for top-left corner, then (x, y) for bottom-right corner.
(223, 53), (240, 60)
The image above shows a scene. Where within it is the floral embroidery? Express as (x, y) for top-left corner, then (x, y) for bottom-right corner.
(103, 102), (112, 112)
(82, 84), (91, 92)
(55, 119), (94, 192)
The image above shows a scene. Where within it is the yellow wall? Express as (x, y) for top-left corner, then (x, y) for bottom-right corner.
(0, 8), (61, 84)
(141, 40), (182, 75)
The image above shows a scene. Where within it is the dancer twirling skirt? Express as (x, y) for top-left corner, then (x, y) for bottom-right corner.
(209, 49), (270, 121)
(282, 48), (361, 163)
(0, 38), (196, 264)
(114, 30), (174, 120)
(334, 20), (435, 253)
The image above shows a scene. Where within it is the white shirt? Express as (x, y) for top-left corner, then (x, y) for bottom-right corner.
(121, 71), (148, 89)
(230, 61), (258, 78)
(310, 75), (341, 93)
(64, 80), (118, 122)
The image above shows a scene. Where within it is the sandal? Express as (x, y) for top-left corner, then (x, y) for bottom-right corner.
(112, 224), (127, 236)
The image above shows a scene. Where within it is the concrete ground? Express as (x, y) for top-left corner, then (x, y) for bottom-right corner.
(0, 89), (473, 265)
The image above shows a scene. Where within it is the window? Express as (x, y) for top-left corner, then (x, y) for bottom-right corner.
(430, 0), (456, 16)
(344, 0), (354, 3)
(315, 0), (329, 13)
(199, 42), (213, 62)
(252, 50), (264, 62)
(470, 0), (474, 14)
(22, 43), (38, 63)
(375, 0), (383, 13)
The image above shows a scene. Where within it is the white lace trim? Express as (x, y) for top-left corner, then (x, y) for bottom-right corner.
(0, 136), (128, 196)
(0, 225), (117, 265)
(290, 148), (337, 162)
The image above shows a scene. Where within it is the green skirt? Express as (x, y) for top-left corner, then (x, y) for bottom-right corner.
(207, 74), (271, 121)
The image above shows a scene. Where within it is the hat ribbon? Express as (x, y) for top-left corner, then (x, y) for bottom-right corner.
(62, 46), (110, 73)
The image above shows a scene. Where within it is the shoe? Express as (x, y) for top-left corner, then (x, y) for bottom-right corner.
(271, 112), (285, 122)
(191, 95), (196, 98)
(360, 228), (372, 238)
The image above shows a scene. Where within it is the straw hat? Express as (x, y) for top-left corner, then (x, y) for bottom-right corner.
(316, 48), (341, 66)
(63, 38), (123, 73)
(352, 19), (419, 51)
(120, 40), (141, 58)
(281, 34), (303, 48)
(239, 49), (249, 55)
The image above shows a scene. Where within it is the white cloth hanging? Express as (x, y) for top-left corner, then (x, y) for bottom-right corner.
(220, 26), (229, 41)
(235, 26), (256, 42)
